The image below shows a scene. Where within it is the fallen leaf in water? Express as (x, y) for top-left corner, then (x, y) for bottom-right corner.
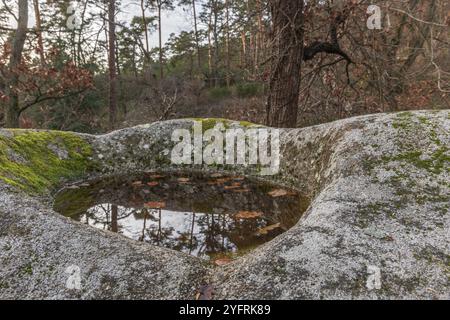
(268, 189), (295, 197)
(224, 184), (241, 190)
(144, 201), (166, 209)
(232, 188), (250, 193)
(255, 223), (281, 235)
(131, 181), (143, 187)
(234, 211), (263, 219)
(178, 177), (190, 183)
(196, 284), (214, 300)
(214, 257), (233, 266)
(147, 181), (159, 187)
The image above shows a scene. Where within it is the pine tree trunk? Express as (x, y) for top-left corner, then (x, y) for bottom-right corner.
(140, 0), (150, 68)
(192, 0), (201, 72)
(5, 0), (28, 128)
(225, 0), (231, 87)
(158, 2), (164, 79)
(266, 0), (304, 128)
(108, 0), (117, 130)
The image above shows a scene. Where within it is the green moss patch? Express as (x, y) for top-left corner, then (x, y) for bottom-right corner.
(0, 130), (94, 194)
(190, 118), (261, 133)
(381, 147), (449, 175)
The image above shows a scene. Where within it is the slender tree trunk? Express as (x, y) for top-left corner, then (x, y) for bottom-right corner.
(240, 31), (246, 68)
(225, 0), (231, 87)
(111, 205), (118, 232)
(5, 0), (28, 128)
(108, 0), (117, 130)
(192, 0), (201, 72)
(76, 0), (88, 66)
(140, 0), (150, 67)
(207, 9), (213, 87)
(266, 0), (304, 128)
(33, 0), (45, 65)
(255, 0), (264, 75)
(212, 0), (219, 87)
(158, 1), (164, 79)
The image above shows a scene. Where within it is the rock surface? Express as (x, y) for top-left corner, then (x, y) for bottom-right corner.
(0, 111), (449, 299)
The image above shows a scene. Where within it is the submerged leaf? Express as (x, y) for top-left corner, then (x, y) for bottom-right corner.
(144, 201), (166, 209)
(234, 211), (263, 219)
(224, 184), (241, 190)
(268, 189), (295, 197)
(255, 223), (281, 235)
(232, 188), (250, 193)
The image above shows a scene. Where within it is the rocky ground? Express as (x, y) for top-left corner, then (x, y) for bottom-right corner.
(0, 110), (449, 299)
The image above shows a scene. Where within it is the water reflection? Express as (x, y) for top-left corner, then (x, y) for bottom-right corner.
(54, 172), (309, 261)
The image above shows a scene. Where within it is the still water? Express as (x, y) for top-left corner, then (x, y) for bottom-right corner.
(54, 172), (308, 262)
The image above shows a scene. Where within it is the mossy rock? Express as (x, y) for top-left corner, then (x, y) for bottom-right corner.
(0, 130), (95, 194)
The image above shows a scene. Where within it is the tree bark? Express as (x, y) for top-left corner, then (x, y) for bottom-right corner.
(108, 0), (117, 130)
(5, 0), (28, 128)
(266, 0), (304, 128)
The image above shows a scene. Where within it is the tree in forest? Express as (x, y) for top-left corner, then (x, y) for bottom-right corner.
(108, 0), (118, 130)
(266, 0), (355, 128)
(265, 0), (304, 128)
(151, 0), (174, 79)
(0, 0), (93, 128)
(3, 0), (28, 128)
(179, 0), (202, 74)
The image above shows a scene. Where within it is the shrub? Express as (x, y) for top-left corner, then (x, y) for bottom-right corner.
(208, 87), (232, 100)
(236, 82), (261, 98)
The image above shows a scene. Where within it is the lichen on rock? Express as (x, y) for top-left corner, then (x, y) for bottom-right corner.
(0, 112), (448, 299)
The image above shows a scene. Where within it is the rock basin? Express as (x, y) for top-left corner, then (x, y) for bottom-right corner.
(0, 111), (449, 299)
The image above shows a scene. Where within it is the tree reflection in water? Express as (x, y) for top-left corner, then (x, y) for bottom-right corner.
(54, 172), (309, 261)
(75, 204), (279, 260)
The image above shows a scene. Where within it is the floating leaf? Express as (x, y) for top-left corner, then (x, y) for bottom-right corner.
(177, 177), (190, 183)
(234, 211), (263, 219)
(224, 185), (241, 190)
(268, 189), (295, 197)
(214, 257), (233, 266)
(255, 223), (281, 235)
(232, 188), (250, 193)
(147, 181), (159, 187)
(144, 201), (166, 209)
